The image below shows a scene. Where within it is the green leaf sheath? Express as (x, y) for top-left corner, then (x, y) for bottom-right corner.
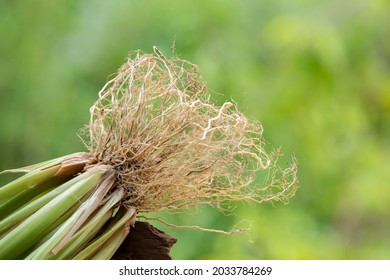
(0, 152), (95, 201)
(29, 183), (121, 259)
(0, 171), (93, 235)
(90, 226), (129, 260)
(0, 176), (68, 221)
(50, 189), (124, 260)
(0, 165), (61, 201)
(72, 207), (136, 260)
(0, 169), (104, 259)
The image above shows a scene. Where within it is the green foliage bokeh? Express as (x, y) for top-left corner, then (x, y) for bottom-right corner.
(0, 0), (389, 259)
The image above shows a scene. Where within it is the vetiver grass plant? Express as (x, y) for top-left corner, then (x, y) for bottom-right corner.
(0, 48), (298, 259)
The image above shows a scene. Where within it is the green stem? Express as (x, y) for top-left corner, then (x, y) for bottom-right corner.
(31, 186), (121, 260)
(90, 226), (129, 260)
(0, 171), (92, 235)
(0, 152), (94, 200)
(72, 207), (136, 260)
(0, 177), (63, 220)
(25, 202), (82, 259)
(0, 165), (61, 200)
(51, 189), (124, 260)
(0, 168), (104, 260)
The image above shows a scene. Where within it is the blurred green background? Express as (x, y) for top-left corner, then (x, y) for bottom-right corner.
(1, 0), (389, 259)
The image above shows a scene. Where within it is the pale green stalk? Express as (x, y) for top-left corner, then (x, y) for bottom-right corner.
(0, 177), (63, 221)
(25, 202), (83, 258)
(0, 172), (92, 234)
(28, 170), (116, 259)
(51, 210), (113, 259)
(72, 207), (136, 260)
(90, 226), (129, 260)
(53, 169), (115, 252)
(0, 153), (84, 200)
(51, 189), (124, 259)
(0, 168), (104, 259)
(0, 165), (61, 200)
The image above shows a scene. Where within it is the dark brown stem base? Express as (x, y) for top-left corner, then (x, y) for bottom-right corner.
(111, 221), (177, 260)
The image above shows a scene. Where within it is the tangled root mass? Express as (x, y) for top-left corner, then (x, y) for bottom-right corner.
(86, 48), (298, 212)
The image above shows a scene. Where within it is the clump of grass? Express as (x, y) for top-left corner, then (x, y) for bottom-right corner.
(0, 48), (298, 259)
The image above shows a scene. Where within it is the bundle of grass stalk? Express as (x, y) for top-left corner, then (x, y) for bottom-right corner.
(0, 48), (298, 260)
